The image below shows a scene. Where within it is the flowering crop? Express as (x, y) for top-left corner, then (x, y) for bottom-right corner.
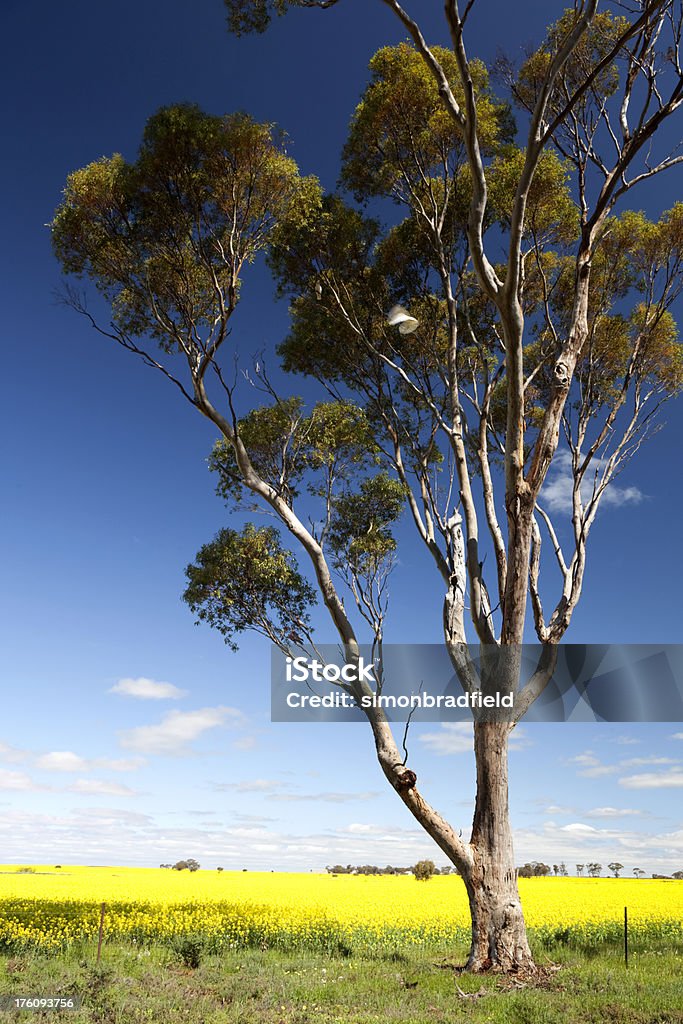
(0, 866), (680, 954)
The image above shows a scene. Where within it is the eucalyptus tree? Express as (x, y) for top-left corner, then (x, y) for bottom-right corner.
(52, 2), (683, 973)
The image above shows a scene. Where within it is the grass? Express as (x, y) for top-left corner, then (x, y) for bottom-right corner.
(1, 939), (682, 1023)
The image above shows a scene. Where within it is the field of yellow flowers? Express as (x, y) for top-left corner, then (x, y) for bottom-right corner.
(0, 866), (681, 954)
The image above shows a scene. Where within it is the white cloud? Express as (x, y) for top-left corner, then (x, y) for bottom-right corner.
(567, 750), (682, 780)
(96, 758), (145, 772)
(271, 791), (380, 804)
(672, 733), (683, 740)
(620, 757), (680, 768)
(120, 706), (242, 755)
(233, 813), (277, 824)
(2, 803), (683, 875)
(620, 770), (683, 789)
(419, 723), (473, 755)
(541, 450), (644, 515)
(508, 729), (531, 751)
(232, 736), (257, 752)
(568, 751), (600, 767)
(216, 779), (285, 793)
(418, 723), (529, 756)
(585, 807), (644, 818)
(0, 741), (28, 763)
(35, 751), (88, 773)
(216, 778), (378, 804)
(68, 779), (139, 797)
(567, 751), (617, 777)
(0, 769), (41, 791)
(73, 808), (152, 825)
(110, 677), (188, 700)
(511, 818), (683, 876)
(34, 752), (145, 774)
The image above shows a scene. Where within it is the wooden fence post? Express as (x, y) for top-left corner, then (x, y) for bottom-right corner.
(96, 902), (106, 963)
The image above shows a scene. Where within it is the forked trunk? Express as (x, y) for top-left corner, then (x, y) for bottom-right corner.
(463, 721), (535, 972)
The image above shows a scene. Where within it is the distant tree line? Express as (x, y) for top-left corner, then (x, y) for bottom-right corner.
(160, 859), (201, 872)
(517, 862), (569, 877)
(160, 859), (683, 878)
(325, 862), (455, 877)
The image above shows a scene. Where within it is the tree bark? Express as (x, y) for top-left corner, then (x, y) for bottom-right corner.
(463, 722), (535, 972)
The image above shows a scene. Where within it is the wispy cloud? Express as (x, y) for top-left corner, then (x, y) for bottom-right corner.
(584, 807), (644, 818)
(214, 778), (378, 804)
(620, 757), (679, 768)
(271, 791), (380, 804)
(620, 769), (683, 789)
(567, 751), (617, 777)
(0, 742), (28, 764)
(419, 723), (473, 755)
(120, 706), (243, 755)
(35, 751), (89, 773)
(568, 750), (681, 780)
(0, 769), (43, 791)
(67, 779), (139, 797)
(73, 808), (152, 825)
(541, 451), (645, 515)
(109, 677), (188, 700)
(97, 758), (145, 772)
(34, 751), (145, 774)
(232, 736), (257, 752)
(419, 723), (529, 756)
(215, 779), (285, 793)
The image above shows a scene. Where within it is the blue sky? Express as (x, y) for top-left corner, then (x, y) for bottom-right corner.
(1, 0), (683, 875)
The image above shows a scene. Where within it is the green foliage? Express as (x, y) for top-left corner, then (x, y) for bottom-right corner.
(270, 196), (389, 386)
(171, 859), (200, 872)
(514, 9), (630, 118)
(487, 146), (578, 244)
(172, 934), (204, 969)
(305, 400), (379, 470)
(52, 104), (318, 352)
(224, 0), (296, 35)
(211, 398), (307, 507)
(209, 399), (379, 508)
(183, 524), (317, 651)
(341, 43), (514, 205)
(328, 473), (407, 575)
(412, 860), (436, 881)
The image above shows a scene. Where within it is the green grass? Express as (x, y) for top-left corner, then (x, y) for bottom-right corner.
(1, 940), (683, 1024)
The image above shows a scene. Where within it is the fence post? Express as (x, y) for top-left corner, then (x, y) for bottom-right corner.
(624, 906), (628, 967)
(96, 902), (106, 963)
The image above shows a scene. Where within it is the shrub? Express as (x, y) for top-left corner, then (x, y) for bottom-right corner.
(412, 859), (436, 881)
(173, 936), (203, 969)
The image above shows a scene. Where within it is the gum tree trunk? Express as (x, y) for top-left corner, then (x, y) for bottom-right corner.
(463, 721), (534, 971)
(367, 707), (535, 973)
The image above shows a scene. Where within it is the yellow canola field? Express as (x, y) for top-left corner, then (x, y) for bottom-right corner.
(0, 866), (681, 953)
